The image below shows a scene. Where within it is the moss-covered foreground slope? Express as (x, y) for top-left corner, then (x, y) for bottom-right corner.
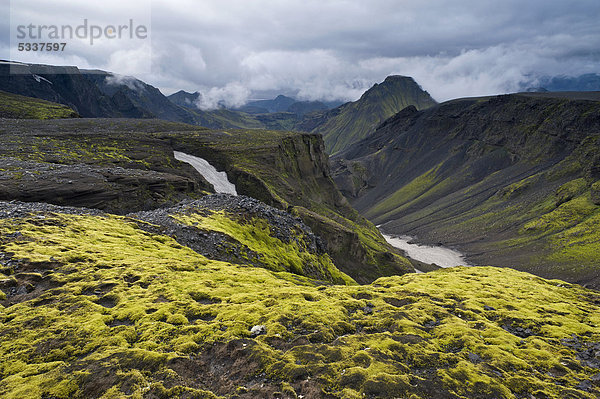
(0, 90), (79, 119)
(334, 93), (600, 288)
(1, 202), (599, 399)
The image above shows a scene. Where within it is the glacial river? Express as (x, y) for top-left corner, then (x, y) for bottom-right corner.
(381, 233), (470, 272)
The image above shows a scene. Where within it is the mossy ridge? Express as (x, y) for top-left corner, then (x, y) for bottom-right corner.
(0, 132), (163, 168)
(0, 210), (599, 398)
(459, 184), (600, 284)
(0, 90), (79, 119)
(172, 209), (355, 285)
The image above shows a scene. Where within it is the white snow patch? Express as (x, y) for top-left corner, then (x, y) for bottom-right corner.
(173, 151), (237, 195)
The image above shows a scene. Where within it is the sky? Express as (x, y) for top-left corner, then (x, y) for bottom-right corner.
(2, 0), (600, 109)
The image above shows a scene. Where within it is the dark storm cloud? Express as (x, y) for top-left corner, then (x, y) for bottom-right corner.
(2, 0), (600, 107)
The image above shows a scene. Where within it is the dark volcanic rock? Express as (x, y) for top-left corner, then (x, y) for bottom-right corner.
(0, 200), (102, 219)
(0, 158), (197, 214)
(0, 63), (120, 117)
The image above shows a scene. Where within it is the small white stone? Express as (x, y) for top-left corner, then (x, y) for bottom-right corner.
(250, 324), (266, 336)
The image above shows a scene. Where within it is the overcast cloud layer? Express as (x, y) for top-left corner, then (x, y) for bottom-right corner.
(2, 0), (600, 108)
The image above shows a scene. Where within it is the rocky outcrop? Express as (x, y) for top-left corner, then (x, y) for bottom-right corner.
(0, 158), (197, 213)
(129, 194), (353, 283)
(170, 129), (413, 282)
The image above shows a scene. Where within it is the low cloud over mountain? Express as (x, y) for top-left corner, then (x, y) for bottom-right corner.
(2, 0), (599, 104)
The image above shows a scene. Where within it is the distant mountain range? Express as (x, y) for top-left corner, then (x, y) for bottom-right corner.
(4, 60), (597, 156)
(233, 95), (342, 116)
(0, 61), (438, 153)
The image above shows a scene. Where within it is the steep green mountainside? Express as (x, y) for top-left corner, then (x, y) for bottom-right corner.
(309, 76), (437, 154)
(0, 118), (411, 283)
(0, 201), (599, 398)
(0, 90), (78, 119)
(333, 93), (600, 288)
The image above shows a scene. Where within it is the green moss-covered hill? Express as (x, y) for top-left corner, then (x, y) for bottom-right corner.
(0, 200), (599, 398)
(333, 93), (600, 289)
(0, 118), (411, 283)
(0, 90), (78, 119)
(308, 76), (436, 154)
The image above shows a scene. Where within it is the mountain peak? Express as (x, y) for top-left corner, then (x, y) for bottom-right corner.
(313, 76), (437, 153)
(274, 94), (295, 101)
(384, 74), (415, 82)
(172, 90), (200, 96)
(359, 75), (430, 104)
(167, 90), (201, 109)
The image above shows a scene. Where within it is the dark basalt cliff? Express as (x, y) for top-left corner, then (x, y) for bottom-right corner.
(333, 92), (600, 288)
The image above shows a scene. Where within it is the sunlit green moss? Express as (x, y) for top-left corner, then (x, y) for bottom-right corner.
(522, 194), (597, 233)
(0, 211), (598, 398)
(173, 210), (355, 285)
(0, 90), (78, 119)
